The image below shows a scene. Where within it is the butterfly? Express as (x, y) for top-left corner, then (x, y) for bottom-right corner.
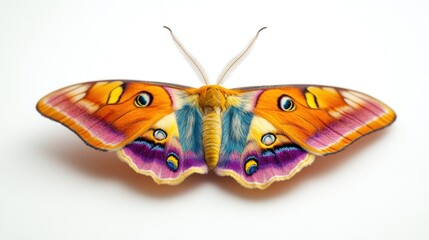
(37, 27), (396, 189)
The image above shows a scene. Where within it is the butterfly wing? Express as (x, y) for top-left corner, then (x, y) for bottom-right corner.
(215, 85), (396, 189)
(37, 80), (208, 184)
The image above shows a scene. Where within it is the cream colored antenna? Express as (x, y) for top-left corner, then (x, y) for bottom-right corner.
(216, 27), (267, 85)
(163, 26), (209, 85)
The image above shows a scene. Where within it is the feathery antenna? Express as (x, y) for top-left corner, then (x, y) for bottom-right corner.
(216, 27), (267, 85)
(163, 26), (209, 85)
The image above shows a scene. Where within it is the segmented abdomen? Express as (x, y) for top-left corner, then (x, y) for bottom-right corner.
(202, 109), (221, 169)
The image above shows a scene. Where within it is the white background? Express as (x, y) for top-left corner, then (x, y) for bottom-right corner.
(1, 0), (428, 239)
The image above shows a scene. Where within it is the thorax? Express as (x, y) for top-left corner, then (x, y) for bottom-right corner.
(194, 85), (233, 113)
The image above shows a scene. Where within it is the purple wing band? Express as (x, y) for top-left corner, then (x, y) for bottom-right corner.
(118, 138), (208, 184)
(215, 144), (314, 189)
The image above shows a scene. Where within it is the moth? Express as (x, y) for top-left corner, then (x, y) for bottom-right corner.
(37, 27), (396, 189)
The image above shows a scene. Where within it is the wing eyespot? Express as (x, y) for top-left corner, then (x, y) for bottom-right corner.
(278, 95), (295, 111)
(244, 157), (258, 176)
(153, 129), (167, 141)
(134, 92), (153, 107)
(166, 153), (179, 172)
(261, 133), (276, 146)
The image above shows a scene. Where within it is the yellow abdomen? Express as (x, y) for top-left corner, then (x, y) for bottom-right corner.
(195, 85), (232, 169)
(202, 108), (222, 169)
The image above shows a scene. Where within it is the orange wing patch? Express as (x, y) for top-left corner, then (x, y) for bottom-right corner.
(37, 81), (175, 150)
(253, 86), (396, 155)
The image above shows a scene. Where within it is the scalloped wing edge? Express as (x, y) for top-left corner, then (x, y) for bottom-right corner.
(117, 151), (208, 185)
(216, 154), (315, 189)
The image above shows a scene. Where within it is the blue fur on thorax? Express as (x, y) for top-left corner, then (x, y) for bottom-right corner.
(176, 105), (203, 154)
(221, 106), (253, 155)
